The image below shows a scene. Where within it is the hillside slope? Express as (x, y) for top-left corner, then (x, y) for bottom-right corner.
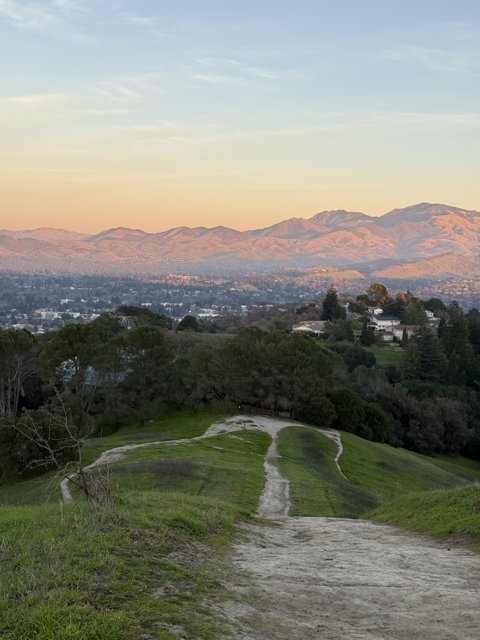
(0, 412), (479, 639)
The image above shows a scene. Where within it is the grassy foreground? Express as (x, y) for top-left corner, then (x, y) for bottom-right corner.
(370, 484), (480, 550)
(0, 412), (270, 640)
(0, 493), (236, 640)
(1, 409), (480, 638)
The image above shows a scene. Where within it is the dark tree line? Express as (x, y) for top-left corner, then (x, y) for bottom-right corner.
(2, 288), (480, 482)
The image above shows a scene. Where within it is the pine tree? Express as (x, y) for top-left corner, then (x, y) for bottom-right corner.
(321, 285), (346, 321)
(415, 326), (447, 382)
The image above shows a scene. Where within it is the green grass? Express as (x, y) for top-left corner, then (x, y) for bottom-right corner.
(423, 454), (480, 482)
(370, 484), (480, 550)
(0, 412), (270, 640)
(86, 409), (229, 463)
(277, 426), (480, 523)
(340, 432), (478, 501)
(115, 431), (269, 513)
(366, 345), (404, 366)
(0, 493), (237, 639)
(277, 428), (375, 517)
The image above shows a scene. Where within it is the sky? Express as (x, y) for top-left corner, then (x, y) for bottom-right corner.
(1, 0), (480, 233)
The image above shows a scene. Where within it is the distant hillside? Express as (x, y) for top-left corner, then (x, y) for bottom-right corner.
(1, 202), (479, 278)
(373, 253), (480, 279)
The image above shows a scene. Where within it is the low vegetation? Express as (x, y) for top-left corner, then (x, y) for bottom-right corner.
(0, 412), (270, 640)
(0, 493), (236, 640)
(277, 428), (375, 517)
(370, 485), (480, 551)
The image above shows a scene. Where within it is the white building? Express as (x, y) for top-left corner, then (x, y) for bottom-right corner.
(369, 315), (401, 330)
(292, 320), (328, 336)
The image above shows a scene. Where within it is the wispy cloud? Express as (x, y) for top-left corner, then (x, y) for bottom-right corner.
(0, 71), (162, 121)
(374, 111), (480, 129)
(381, 45), (478, 75)
(0, 0), (59, 30)
(123, 14), (156, 27)
(0, 0), (92, 39)
(188, 55), (279, 88)
(0, 92), (68, 108)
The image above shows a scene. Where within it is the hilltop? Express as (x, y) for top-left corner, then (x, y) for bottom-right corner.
(0, 411), (479, 639)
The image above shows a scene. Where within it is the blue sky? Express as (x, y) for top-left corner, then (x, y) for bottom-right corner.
(1, 1), (479, 231)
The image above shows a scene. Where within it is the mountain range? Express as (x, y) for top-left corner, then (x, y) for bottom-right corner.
(1, 203), (479, 279)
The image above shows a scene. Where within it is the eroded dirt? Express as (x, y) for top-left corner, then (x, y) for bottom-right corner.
(224, 517), (480, 640)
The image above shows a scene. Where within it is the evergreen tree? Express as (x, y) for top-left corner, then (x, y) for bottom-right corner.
(415, 326), (447, 382)
(467, 308), (480, 355)
(321, 285), (346, 321)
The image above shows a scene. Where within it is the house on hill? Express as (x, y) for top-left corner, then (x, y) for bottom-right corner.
(292, 320), (328, 336)
(367, 306), (383, 316)
(368, 315), (401, 330)
(391, 324), (417, 341)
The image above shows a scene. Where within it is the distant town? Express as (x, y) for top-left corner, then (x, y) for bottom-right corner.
(2, 270), (480, 334)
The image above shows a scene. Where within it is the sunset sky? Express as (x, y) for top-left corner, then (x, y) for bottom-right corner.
(1, 1), (479, 232)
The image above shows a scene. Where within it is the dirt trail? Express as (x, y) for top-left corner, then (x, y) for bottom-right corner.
(60, 416), (480, 639)
(226, 518), (480, 640)
(61, 415), (342, 504)
(221, 418), (480, 639)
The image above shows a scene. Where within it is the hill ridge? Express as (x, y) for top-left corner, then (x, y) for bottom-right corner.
(1, 202), (479, 277)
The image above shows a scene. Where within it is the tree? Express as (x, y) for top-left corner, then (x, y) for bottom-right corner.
(9, 391), (96, 499)
(467, 308), (480, 355)
(367, 283), (391, 307)
(330, 389), (365, 433)
(360, 319), (376, 346)
(0, 329), (36, 417)
(321, 285), (346, 321)
(363, 403), (390, 442)
(330, 343), (375, 372)
(327, 319), (354, 342)
(177, 315), (201, 332)
(40, 323), (99, 427)
(120, 326), (171, 419)
(424, 297), (446, 314)
(441, 305), (475, 385)
(116, 305), (172, 329)
(176, 340), (221, 411)
(415, 326), (447, 382)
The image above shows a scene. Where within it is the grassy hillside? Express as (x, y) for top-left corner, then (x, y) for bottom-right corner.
(0, 412), (270, 640)
(277, 428), (375, 517)
(1, 410), (479, 638)
(366, 345), (404, 366)
(278, 427), (480, 517)
(340, 432), (480, 498)
(370, 485), (480, 551)
(0, 411), (228, 506)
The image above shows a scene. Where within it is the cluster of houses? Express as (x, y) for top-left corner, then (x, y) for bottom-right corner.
(292, 305), (439, 343)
